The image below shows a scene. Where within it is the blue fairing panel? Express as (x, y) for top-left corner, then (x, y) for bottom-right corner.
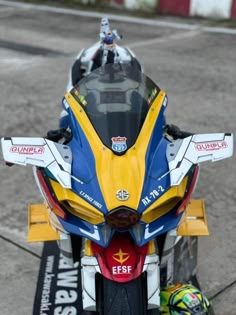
(67, 108), (108, 214)
(146, 97), (167, 160)
(140, 208), (182, 246)
(138, 138), (170, 213)
(138, 99), (170, 213)
(59, 213), (113, 247)
(130, 207), (182, 246)
(58, 207), (182, 247)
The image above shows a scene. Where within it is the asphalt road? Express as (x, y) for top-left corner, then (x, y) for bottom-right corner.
(0, 1), (236, 314)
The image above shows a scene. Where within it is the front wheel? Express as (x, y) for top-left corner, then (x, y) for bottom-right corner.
(98, 276), (160, 315)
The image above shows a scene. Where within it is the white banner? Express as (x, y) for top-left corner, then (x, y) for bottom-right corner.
(125, 0), (156, 10)
(190, 0), (233, 19)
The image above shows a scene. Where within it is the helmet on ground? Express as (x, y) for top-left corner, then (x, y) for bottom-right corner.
(160, 284), (210, 315)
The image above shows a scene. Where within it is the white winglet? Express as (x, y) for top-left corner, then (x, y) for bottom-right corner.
(1, 137), (72, 189)
(166, 133), (233, 186)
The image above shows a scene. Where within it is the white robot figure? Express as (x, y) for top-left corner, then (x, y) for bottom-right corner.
(65, 17), (142, 92)
(99, 17), (122, 65)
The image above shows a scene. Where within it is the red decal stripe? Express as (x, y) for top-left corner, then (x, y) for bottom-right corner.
(176, 165), (199, 215)
(36, 169), (66, 220)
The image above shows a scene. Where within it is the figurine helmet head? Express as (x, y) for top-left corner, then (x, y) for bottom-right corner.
(100, 17), (110, 34)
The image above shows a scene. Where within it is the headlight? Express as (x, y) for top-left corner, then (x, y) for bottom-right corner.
(106, 207), (140, 230)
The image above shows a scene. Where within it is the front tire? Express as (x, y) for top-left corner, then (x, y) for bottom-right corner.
(99, 276), (160, 315)
(103, 277), (145, 315)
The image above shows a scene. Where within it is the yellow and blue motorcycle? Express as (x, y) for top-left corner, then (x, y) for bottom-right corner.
(1, 64), (233, 314)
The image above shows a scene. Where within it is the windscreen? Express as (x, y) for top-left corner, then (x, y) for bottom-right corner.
(73, 64), (160, 154)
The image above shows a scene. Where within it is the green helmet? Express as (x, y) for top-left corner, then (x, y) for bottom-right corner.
(160, 284), (210, 315)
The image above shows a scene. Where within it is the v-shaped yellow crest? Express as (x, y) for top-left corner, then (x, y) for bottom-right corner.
(112, 248), (130, 264)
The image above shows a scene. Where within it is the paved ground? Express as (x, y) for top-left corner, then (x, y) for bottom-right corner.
(0, 1), (236, 314)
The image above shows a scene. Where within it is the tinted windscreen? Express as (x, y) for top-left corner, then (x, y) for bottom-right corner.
(74, 64), (160, 153)
(100, 91), (126, 104)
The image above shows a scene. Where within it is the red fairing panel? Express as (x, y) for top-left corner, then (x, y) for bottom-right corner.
(176, 165), (200, 215)
(36, 169), (66, 220)
(92, 233), (148, 283)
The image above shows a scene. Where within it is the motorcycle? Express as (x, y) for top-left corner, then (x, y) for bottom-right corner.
(1, 64), (233, 314)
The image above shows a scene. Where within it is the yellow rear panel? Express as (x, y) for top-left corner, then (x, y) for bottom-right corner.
(28, 203), (60, 242)
(177, 199), (209, 236)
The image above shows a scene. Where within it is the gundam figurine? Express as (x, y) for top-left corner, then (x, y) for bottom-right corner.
(65, 17), (141, 92)
(99, 17), (122, 65)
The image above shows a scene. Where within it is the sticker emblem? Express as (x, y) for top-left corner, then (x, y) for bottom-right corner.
(112, 249), (132, 274)
(112, 248), (130, 264)
(147, 87), (158, 105)
(183, 293), (200, 307)
(73, 88), (87, 106)
(116, 189), (129, 201)
(10, 146), (45, 155)
(111, 136), (127, 153)
(195, 141), (228, 151)
(162, 95), (168, 107)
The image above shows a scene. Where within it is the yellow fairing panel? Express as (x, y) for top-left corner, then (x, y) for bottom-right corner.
(65, 90), (166, 212)
(141, 177), (188, 223)
(28, 203), (60, 242)
(177, 199), (209, 236)
(49, 179), (105, 225)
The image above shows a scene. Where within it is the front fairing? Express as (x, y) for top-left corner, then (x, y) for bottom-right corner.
(56, 65), (182, 246)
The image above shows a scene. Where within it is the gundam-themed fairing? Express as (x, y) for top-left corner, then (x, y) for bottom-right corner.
(1, 64), (233, 315)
